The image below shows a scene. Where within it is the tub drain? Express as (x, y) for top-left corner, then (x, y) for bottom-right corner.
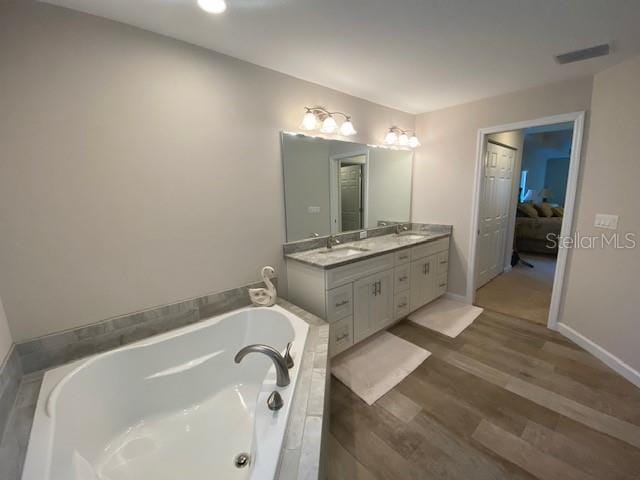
(234, 452), (250, 469)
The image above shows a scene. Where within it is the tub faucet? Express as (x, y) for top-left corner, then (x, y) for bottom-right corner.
(234, 344), (290, 387)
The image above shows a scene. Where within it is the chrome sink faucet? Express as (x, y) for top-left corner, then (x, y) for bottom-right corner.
(234, 344), (290, 387)
(326, 234), (341, 249)
(396, 224), (409, 234)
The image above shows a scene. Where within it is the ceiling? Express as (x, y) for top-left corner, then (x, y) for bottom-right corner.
(41, 0), (640, 114)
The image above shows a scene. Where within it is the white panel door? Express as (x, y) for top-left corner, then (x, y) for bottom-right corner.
(477, 142), (515, 288)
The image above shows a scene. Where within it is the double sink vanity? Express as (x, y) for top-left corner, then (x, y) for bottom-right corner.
(280, 132), (451, 358)
(284, 225), (451, 356)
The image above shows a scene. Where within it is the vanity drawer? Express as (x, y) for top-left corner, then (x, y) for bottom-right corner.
(436, 251), (449, 274)
(330, 315), (354, 357)
(326, 284), (353, 322)
(393, 265), (411, 293)
(394, 249), (411, 265)
(394, 292), (411, 320)
(411, 237), (450, 261)
(435, 273), (448, 297)
(326, 253), (394, 289)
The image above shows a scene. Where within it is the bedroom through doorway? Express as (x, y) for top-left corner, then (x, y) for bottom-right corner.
(473, 122), (575, 325)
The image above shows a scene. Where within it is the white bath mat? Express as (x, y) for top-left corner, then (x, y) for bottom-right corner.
(408, 298), (483, 338)
(331, 331), (430, 405)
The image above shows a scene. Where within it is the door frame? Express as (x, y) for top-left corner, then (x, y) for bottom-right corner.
(329, 150), (369, 233)
(467, 111), (586, 331)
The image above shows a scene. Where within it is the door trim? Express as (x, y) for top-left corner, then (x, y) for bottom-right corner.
(467, 111), (586, 331)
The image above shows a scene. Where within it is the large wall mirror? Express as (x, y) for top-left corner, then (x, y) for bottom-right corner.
(281, 133), (413, 242)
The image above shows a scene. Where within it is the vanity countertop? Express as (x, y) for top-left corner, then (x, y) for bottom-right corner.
(285, 231), (451, 269)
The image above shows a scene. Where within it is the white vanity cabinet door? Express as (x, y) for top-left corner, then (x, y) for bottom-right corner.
(410, 255), (435, 311)
(329, 315), (354, 357)
(353, 269), (394, 343)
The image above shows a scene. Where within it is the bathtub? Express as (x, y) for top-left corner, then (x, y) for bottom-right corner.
(22, 305), (309, 480)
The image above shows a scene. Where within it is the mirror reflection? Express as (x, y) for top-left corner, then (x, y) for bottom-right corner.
(282, 133), (413, 242)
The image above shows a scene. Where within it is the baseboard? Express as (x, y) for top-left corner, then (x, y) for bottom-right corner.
(444, 292), (469, 304)
(557, 322), (640, 389)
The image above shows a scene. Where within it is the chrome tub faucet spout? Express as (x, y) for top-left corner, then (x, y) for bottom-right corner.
(234, 344), (291, 387)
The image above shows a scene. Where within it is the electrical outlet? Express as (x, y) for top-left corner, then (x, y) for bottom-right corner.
(594, 214), (619, 230)
(359, 231), (367, 239)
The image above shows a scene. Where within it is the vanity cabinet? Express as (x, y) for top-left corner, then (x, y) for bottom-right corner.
(286, 236), (450, 357)
(353, 270), (394, 343)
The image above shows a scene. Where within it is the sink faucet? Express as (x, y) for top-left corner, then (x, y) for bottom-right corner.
(396, 224), (409, 234)
(326, 234), (341, 249)
(234, 344), (290, 387)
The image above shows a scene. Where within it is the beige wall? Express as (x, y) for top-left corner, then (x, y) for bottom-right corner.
(0, 0), (413, 341)
(0, 297), (11, 362)
(560, 56), (640, 372)
(412, 77), (593, 298)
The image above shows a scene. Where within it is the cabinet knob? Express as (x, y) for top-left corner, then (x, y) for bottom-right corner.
(335, 300), (349, 307)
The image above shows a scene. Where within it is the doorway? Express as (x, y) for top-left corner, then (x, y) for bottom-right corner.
(330, 152), (368, 233)
(339, 163), (364, 231)
(468, 112), (585, 330)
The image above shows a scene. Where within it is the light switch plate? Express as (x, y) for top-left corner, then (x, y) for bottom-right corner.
(307, 206), (320, 214)
(359, 231), (367, 239)
(594, 214), (619, 230)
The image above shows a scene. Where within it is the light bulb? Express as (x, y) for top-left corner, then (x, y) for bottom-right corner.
(339, 119), (357, 136)
(384, 130), (398, 145)
(301, 111), (317, 131)
(321, 116), (338, 133)
(398, 133), (409, 146)
(408, 135), (421, 148)
(198, 0), (227, 14)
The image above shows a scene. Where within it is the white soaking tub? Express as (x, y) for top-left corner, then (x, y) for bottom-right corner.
(22, 305), (309, 480)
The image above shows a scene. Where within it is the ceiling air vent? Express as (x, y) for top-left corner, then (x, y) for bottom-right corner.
(554, 44), (611, 64)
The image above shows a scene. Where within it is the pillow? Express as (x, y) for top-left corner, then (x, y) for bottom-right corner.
(517, 203), (539, 218)
(534, 203), (554, 218)
(551, 206), (564, 217)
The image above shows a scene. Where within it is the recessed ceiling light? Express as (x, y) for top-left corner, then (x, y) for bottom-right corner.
(198, 0), (227, 14)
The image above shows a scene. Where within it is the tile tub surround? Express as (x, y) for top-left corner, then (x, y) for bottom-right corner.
(16, 279), (280, 374)
(285, 224), (453, 269)
(275, 298), (330, 480)
(0, 346), (23, 438)
(0, 372), (41, 480)
(0, 299), (330, 480)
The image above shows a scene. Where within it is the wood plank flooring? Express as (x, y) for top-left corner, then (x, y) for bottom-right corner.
(328, 309), (640, 480)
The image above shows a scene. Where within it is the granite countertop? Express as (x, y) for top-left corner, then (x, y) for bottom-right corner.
(285, 231), (451, 269)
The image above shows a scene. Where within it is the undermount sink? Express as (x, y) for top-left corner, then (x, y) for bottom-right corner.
(318, 246), (369, 257)
(395, 232), (429, 240)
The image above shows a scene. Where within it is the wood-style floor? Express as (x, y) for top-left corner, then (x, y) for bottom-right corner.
(328, 309), (640, 480)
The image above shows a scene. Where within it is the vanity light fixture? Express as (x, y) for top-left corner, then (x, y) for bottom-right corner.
(384, 126), (421, 148)
(300, 107), (357, 136)
(197, 0), (227, 14)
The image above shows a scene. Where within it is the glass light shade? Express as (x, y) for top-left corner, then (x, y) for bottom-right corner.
(398, 133), (410, 146)
(339, 120), (357, 136)
(300, 111), (318, 131)
(197, 0), (227, 14)
(384, 130), (398, 145)
(320, 116), (338, 133)
(408, 135), (421, 148)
